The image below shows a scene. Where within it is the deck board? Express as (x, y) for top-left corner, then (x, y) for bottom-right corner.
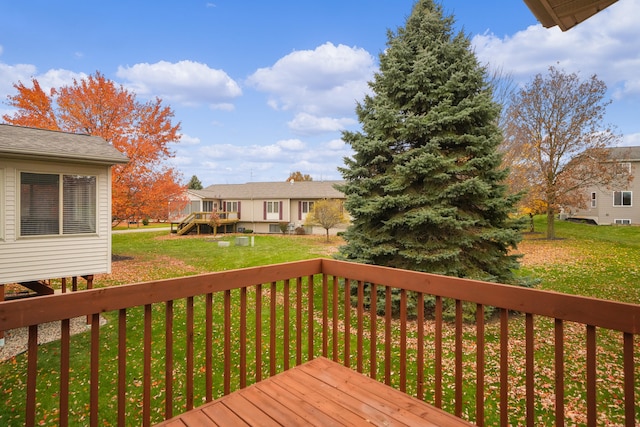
(154, 357), (473, 427)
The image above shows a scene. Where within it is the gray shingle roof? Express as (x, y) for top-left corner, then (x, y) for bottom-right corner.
(194, 180), (345, 200)
(607, 146), (640, 161)
(0, 124), (128, 165)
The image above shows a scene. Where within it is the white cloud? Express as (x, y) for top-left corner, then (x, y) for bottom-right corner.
(0, 63), (86, 115)
(620, 133), (640, 147)
(168, 155), (193, 166)
(38, 69), (88, 91)
(277, 139), (305, 151)
(178, 133), (201, 145)
(472, 0), (640, 100)
(288, 112), (356, 135)
(116, 60), (242, 107)
(326, 138), (347, 151)
(246, 42), (375, 116)
(0, 62), (37, 99)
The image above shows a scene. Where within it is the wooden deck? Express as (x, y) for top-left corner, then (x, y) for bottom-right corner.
(155, 357), (472, 427)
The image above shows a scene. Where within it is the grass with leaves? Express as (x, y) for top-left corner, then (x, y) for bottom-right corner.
(1, 220), (639, 425)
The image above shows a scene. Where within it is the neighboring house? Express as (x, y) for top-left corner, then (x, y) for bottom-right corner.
(0, 124), (128, 287)
(568, 146), (640, 225)
(175, 180), (347, 235)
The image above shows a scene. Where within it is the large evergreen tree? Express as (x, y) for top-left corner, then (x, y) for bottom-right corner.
(337, 0), (523, 284)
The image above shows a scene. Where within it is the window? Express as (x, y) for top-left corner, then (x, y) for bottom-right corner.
(590, 192), (596, 208)
(267, 201), (279, 214)
(20, 172), (96, 236)
(615, 162), (631, 175)
(268, 224), (280, 233)
(224, 201), (238, 212)
(301, 201), (314, 214)
(203, 201), (216, 212)
(615, 219), (631, 225)
(264, 201), (282, 220)
(613, 191), (632, 207)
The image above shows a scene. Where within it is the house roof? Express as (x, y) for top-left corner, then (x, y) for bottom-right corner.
(193, 180), (345, 200)
(523, 0), (619, 31)
(606, 146), (640, 161)
(0, 124), (129, 165)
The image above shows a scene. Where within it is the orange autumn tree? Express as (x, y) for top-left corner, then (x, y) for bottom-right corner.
(3, 72), (187, 224)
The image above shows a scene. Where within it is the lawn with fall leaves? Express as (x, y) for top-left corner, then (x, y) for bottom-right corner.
(1, 218), (639, 426)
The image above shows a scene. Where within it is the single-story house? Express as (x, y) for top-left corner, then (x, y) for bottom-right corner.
(0, 124), (128, 293)
(568, 146), (640, 225)
(174, 180), (347, 235)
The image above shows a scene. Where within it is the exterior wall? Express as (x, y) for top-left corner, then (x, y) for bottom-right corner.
(0, 157), (113, 284)
(228, 199), (347, 235)
(570, 162), (640, 225)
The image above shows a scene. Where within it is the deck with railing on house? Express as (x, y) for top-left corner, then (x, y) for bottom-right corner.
(170, 211), (239, 235)
(0, 258), (638, 426)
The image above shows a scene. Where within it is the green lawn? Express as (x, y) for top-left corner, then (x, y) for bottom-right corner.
(519, 217), (640, 304)
(1, 220), (638, 426)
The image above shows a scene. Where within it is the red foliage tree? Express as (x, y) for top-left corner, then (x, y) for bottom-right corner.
(3, 72), (187, 223)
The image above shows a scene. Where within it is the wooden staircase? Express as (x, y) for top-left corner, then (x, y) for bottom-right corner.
(171, 212), (239, 235)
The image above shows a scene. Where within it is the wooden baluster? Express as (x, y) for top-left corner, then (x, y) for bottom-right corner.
(119, 309), (129, 425)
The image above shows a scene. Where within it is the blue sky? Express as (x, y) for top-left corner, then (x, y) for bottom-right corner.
(1, 1), (639, 186)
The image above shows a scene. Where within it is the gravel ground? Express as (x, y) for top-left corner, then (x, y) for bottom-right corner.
(0, 316), (106, 362)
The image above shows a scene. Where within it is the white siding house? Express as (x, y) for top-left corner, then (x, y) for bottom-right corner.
(0, 124), (128, 285)
(179, 180), (348, 235)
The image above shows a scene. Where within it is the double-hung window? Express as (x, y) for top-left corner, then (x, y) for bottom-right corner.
(613, 191), (632, 207)
(20, 172), (96, 236)
(264, 201), (282, 220)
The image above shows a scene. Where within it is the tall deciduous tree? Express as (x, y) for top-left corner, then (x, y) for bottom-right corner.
(3, 72), (187, 223)
(305, 199), (347, 242)
(502, 66), (624, 239)
(338, 0), (523, 284)
(286, 171), (313, 182)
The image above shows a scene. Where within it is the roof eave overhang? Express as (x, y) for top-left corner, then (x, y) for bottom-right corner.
(524, 0), (619, 31)
(0, 150), (129, 166)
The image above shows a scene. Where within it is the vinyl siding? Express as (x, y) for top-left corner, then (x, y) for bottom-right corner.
(0, 158), (112, 284)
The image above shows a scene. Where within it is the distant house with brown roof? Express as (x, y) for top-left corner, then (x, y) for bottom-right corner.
(568, 146), (640, 225)
(176, 180), (347, 235)
(0, 124), (128, 287)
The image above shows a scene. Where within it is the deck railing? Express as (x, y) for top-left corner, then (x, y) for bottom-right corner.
(0, 258), (638, 426)
(171, 211), (239, 235)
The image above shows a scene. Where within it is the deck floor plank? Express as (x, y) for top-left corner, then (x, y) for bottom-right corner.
(154, 357), (473, 427)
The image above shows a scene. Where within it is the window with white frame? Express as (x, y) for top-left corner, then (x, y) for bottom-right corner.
(614, 219), (631, 225)
(264, 201), (282, 220)
(224, 201), (238, 212)
(267, 201), (279, 214)
(613, 191), (632, 207)
(20, 172), (96, 236)
(615, 162), (632, 175)
(203, 201), (216, 212)
(590, 192), (596, 208)
(301, 201), (314, 214)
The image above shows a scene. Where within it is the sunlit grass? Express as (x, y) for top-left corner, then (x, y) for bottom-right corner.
(1, 221), (639, 425)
